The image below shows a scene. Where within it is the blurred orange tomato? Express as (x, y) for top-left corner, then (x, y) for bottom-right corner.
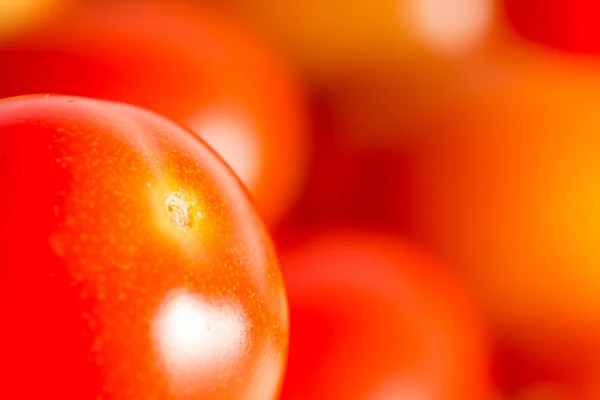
(401, 46), (600, 373)
(214, 0), (505, 78)
(0, 0), (69, 41)
(0, 0), (309, 227)
(278, 230), (491, 400)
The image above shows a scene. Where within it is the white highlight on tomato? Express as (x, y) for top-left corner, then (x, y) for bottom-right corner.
(189, 109), (262, 193)
(152, 289), (247, 391)
(405, 0), (494, 54)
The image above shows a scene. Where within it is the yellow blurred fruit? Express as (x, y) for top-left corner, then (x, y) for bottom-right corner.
(403, 45), (600, 370)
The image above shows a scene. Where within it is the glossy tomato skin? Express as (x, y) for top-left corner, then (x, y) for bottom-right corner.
(278, 230), (491, 400)
(0, 95), (288, 399)
(0, 0), (309, 227)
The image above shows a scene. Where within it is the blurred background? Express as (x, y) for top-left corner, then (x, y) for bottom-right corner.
(3, 0), (600, 399)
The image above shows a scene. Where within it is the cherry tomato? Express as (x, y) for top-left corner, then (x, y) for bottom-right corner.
(213, 0), (503, 78)
(503, 0), (600, 53)
(0, 95), (288, 399)
(401, 47), (600, 374)
(277, 229), (491, 400)
(0, 0), (309, 227)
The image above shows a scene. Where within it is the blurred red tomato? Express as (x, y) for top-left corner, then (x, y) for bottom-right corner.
(503, 0), (600, 53)
(0, 0), (308, 227)
(0, 95), (288, 399)
(278, 143), (415, 236)
(213, 0), (504, 78)
(400, 47), (600, 376)
(278, 230), (491, 400)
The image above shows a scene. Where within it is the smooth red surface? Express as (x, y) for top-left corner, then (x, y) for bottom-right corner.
(278, 230), (491, 400)
(503, 0), (600, 53)
(0, 95), (288, 399)
(0, 0), (308, 226)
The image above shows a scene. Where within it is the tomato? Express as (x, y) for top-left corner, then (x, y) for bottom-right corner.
(0, 0), (309, 227)
(503, 0), (600, 53)
(400, 47), (600, 375)
(277, 229), (491, 400)
(0, 95), (288, 399)
(212, 0), (504, 78)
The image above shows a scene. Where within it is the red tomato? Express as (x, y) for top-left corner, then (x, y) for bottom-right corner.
(0, 95), (288, 399)
(278, 230), (491, 400)
(0, 0), (309, 227)
(400, 47), (600, 376)
(503, 0), (600, 53)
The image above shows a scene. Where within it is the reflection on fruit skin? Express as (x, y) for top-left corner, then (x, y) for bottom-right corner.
(0, 95), (289, 399)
